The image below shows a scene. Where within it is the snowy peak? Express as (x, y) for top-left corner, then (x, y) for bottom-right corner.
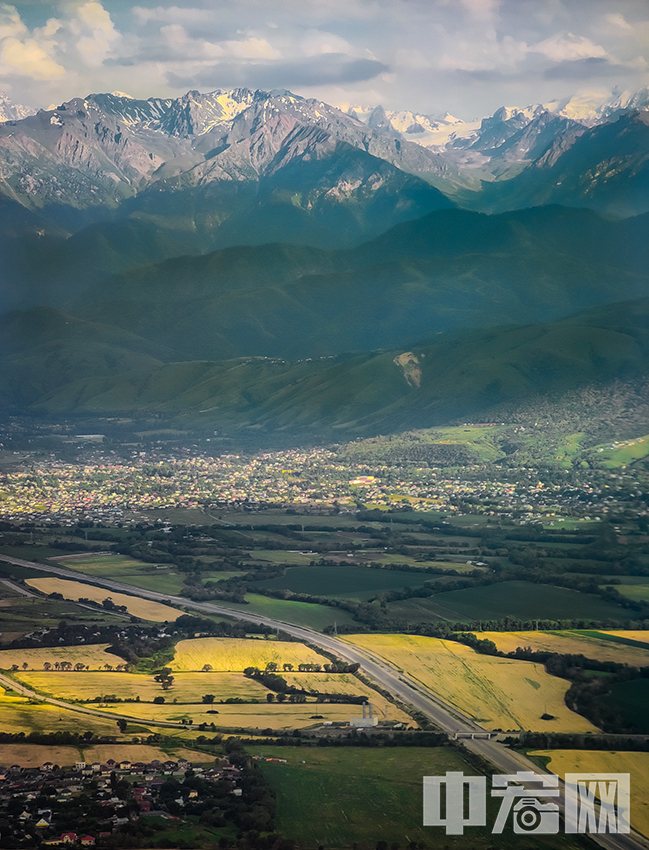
(0, 92), (35, 123)
(346, 104), (481, 149)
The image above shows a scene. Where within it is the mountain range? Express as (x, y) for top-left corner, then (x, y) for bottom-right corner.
(0, 85), (647, 441)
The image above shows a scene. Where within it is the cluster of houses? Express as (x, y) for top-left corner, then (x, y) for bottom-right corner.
(0, 754), (242, 846)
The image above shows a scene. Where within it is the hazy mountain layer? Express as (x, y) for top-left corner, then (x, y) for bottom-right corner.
(2, 299), (648, 443)
(68, 206), (649, 361)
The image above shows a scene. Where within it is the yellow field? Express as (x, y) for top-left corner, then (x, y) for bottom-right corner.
(0, 743), (83, 766)
(344, 634), (598, 733)
(25, 577), (182, 621)
(81, 744), (210, 765)
(474, 631), (649, 667)
(280, 672), (412, 723)
(0, 644), (125, 670)
(601, 630), (649, 644)
(91, 699), (364, 730)
(18, 671), (269, 703)
(171, 637), (329, 672)
(0, 698), (128, 736)
(531, 750), (649, 838)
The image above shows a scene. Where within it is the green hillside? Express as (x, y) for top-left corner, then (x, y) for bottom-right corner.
(1, 298), (645, 447)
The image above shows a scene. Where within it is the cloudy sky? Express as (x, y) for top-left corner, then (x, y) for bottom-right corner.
(1, 0), (648, 118)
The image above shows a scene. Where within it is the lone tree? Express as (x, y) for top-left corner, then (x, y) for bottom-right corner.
(116, 718), (127, 733)
(202, 694), (215, 704)
(154, 667), (175, 690)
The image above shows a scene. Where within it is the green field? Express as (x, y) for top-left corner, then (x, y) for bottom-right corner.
(211, 593), (358, 630)
(602, 679), (649, 733)
(255, 565), (428, 600)
(257, 745), (587, 849)
(387, 580), (629, 623)
(49, 554), (151, 574)
(590, 435), (649, 468)
(616, 585), (649, 603)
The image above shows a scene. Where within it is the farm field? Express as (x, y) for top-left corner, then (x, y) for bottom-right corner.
(202, 594), (358, 630)
(602, 630), (649, 644)
(92, 699), (360, 730)
(530, 750), (649, 838)
(473, 631), (649, 666)
(49, 554), (152, 575)
(601, 678), (649, 733)
(257, 745), (584, 849)
(410, 580), (630, 622)
(16, 671), (270, 703)
(0, 695), (130, 736)
(0, 643), (125, 670)
(171, 637), (330, 672)
(0, 596), (119, 643)
(82, 743), (209, 764)
(0, 742), (205, 767)
(254, 565), (428, 600)
(25, 577), (183, 621)
(343, 634), (598, 732)
(616, 585), (649, 603)
(279, 673), (412, 723)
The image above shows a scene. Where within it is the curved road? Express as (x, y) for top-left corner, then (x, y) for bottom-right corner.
(1, 554), (647, 850)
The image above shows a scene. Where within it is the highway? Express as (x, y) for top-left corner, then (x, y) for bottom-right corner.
(1, 553), (647, 850)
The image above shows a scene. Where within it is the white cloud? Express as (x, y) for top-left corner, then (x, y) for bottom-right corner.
(300, 29), (354, 57)
(222, 36), (279, 59)
(0, 4), (26, 40)
(0, 4), (65, 80)
(0, 36), (65, 79)
(132, 5), (215, 26)
(72, 1), (121, 66)
(604, 13), (632, 31)
(532, 32), (607, 63)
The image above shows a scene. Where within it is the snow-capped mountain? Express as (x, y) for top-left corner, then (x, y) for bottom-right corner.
(346, 103), (482, 150)
(347, 86), (649, 156)
(0, 92), (35, 123)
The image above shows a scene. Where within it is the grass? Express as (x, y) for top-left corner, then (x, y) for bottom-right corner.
(530, 750), (649, 838)
(25, 577), (183, 621)
(171, 637), (330, 672)
(257, 745), (585, 849)
(343, 634), (598, 733)
(416, 580), (630, 623)
(473, 631), (649, 667)
(254, 565), (428, 600)
(16, 671), (270, 703)
(211, 593), (358, 630)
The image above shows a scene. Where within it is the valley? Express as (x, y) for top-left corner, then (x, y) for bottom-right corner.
(0, 62), (647, 848)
